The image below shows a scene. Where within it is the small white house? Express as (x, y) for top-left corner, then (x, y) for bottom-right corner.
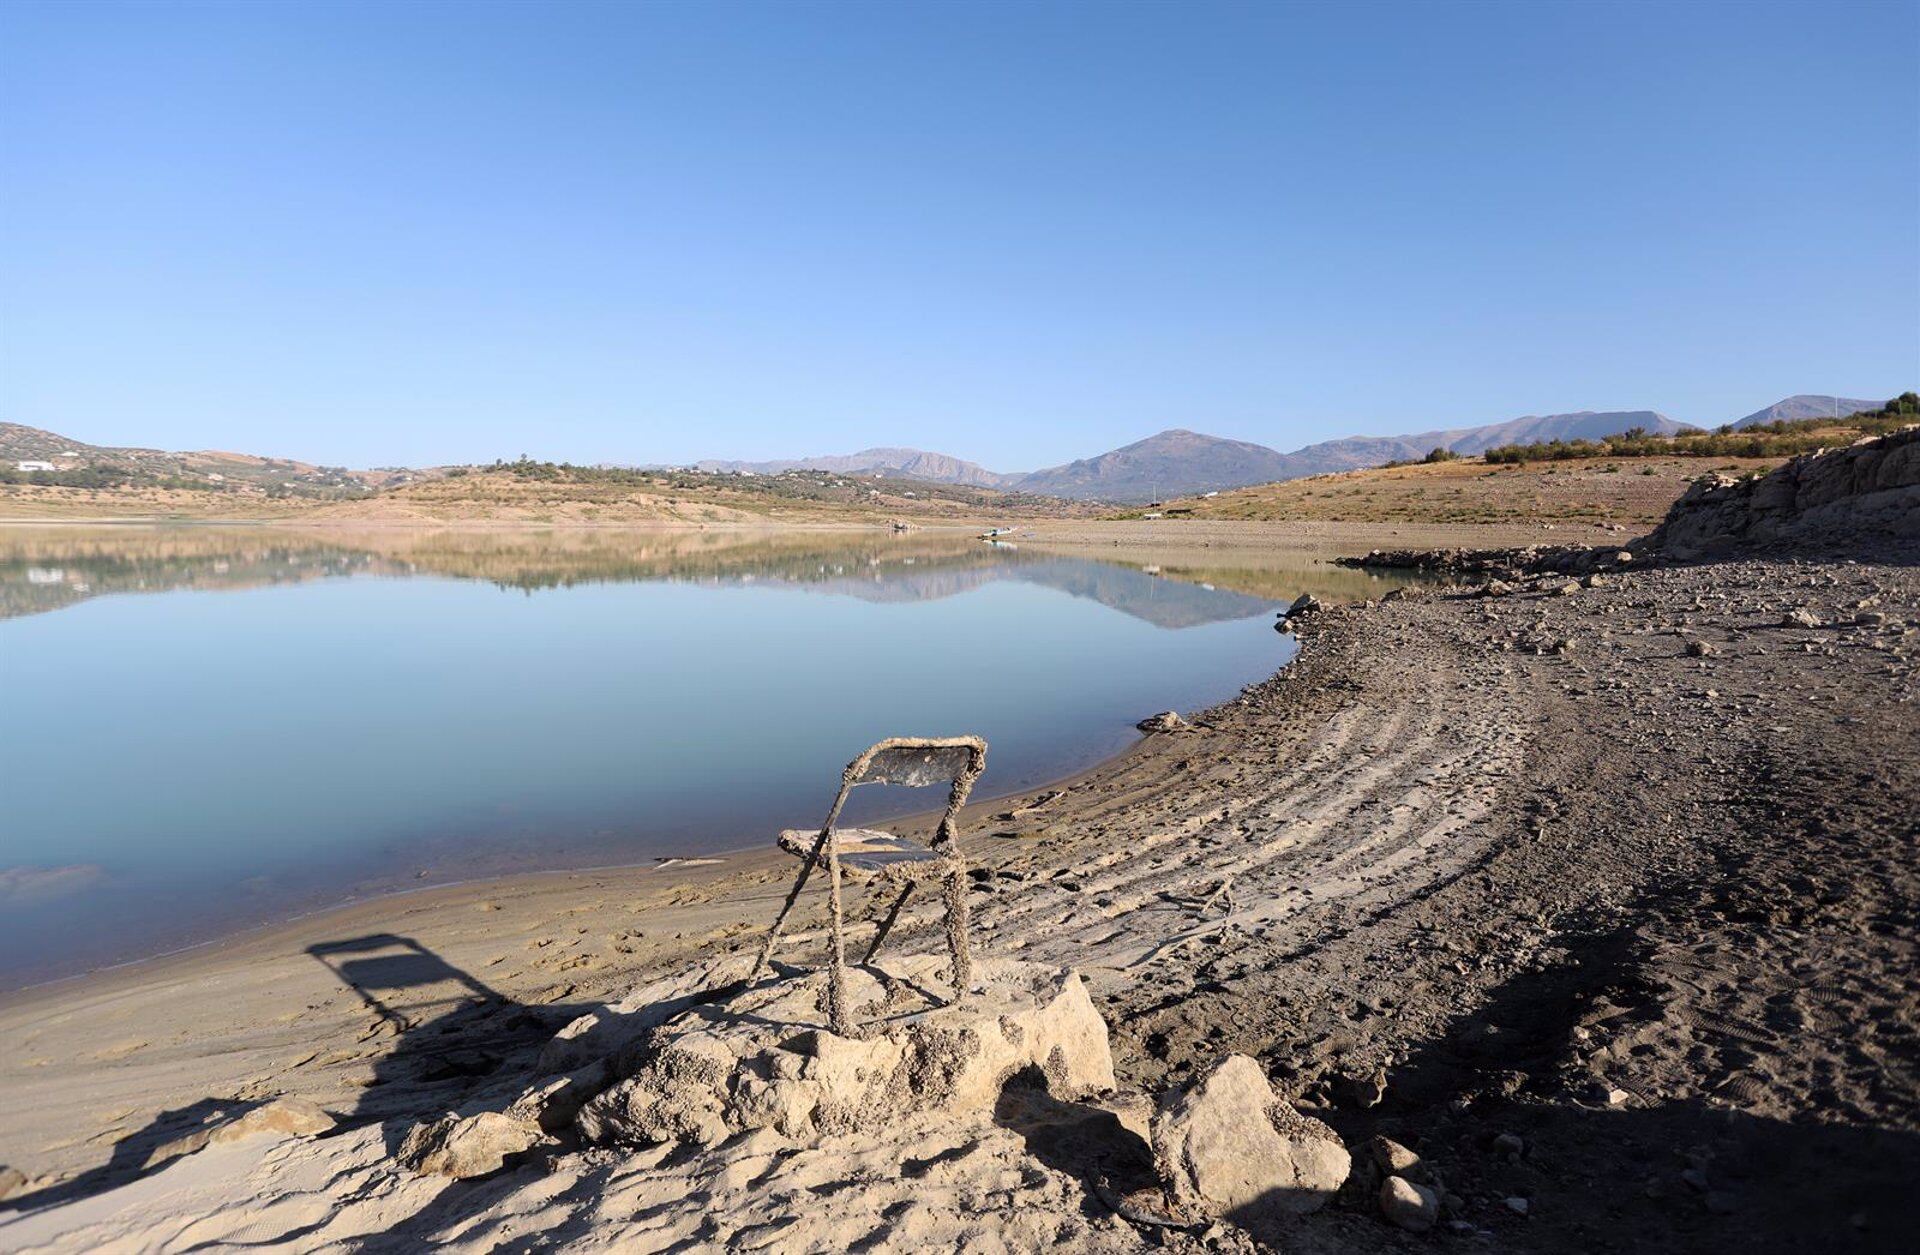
(15, 460), (56, 472)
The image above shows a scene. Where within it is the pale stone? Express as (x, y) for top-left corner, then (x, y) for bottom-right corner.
(397, 1111), (543, 1179)
(1380, 1174), (1438, 1232)
(1150, 1053), (1350, 1235)
(146, 1098), (335, 1166)
(572, 958), (1115, 1150)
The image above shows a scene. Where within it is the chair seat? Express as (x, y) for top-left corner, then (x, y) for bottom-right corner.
(776, 828), (944, 881)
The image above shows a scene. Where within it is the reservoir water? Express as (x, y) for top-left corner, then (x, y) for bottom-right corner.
(0, 526), (1404, 988)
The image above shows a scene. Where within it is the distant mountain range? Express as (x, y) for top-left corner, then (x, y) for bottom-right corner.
(694, 447), (1009, 488)
(1731, 395), (1882, 429)
(7, 392), (1897, 506)
(694, 410), (1701, 503)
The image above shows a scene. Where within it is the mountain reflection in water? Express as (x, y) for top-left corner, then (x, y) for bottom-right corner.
(0, 525), (1420, 625)
(0, 525), (1425, 988)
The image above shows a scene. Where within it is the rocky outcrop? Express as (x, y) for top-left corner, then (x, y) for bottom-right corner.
(573, 958), (1115, 1150)
(1644, 426), (1919, 559)
(1148, 1053), (1350, 1236)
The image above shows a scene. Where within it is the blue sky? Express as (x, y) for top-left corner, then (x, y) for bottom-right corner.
(2, 0), (1914, 470)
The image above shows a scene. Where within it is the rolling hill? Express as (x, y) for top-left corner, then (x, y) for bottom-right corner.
(0, 422), (423, 493)
(1732, 395), (1883, 429)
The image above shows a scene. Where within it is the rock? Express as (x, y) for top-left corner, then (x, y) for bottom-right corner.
(1379, 1174), (1439, 1232)
(1150, 1054), (1350, 1234)
(1382, 587), (1410, 603)
(1370, 1135), (1428, 1183)
(1483, 578), (1514, 597)
(505, 1060), (611, 1134)
(1285, 592), (1322, 617)
(1644, 426), (1920, 559)
(1556, 581), (1580, 596)
(0, 1165), (25, 1201)
(398, 1111), (544, 1179)
(574, 959), (1114, 1150)
(1342, 1066), (1388, 1108)
(1784, 607), (1824, 628)
(1137, 711), (1186, 733)
(146, 1098), (335, 1166)
(1493, 1131), (1525, 1160)
(1685, 639), (1716, 657)
(1504, 1195), (1531, 1216)
(537, 956), (752, 1074)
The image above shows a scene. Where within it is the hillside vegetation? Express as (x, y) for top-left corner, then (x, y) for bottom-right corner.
(1141, 396), (1916, 530)
(1132, 455), (1786, 530)
(301, 462), (1080, 525)
(1481, 394), (1917, 464)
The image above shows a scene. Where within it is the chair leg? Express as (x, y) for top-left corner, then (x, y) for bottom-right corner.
(825, 841), (853, 1037)
(941, 854), (972, 1005)
(751, 830), (829, 983)
(862, 882), (915, 965)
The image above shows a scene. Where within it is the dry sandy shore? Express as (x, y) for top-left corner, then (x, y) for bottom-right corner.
(1, 530), (1915, 1251)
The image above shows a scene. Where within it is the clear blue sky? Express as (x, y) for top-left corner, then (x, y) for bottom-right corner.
(2, 0), (1914, 470)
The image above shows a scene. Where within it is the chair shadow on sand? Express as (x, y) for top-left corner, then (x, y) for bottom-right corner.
(302, 933), (594, 1156)
(0, 933), (591, 1215)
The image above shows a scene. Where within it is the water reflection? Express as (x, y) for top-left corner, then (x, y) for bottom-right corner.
(0, 525), (1420, 625)
(0, 525), (1419, 987)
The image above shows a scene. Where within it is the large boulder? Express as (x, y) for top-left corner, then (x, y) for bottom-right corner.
(1150, 1053), (1350, 1234)
(573, 958), (1114, 1150)
(397, 1111), (545, 1179)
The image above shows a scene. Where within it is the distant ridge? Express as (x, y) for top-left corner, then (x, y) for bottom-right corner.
(1732, 395), (1883, 429)
(0, 421), (420, 491)
(693, 447), (1014, 488)
(1011, 429), (1296, 501)
(17, 395), (1872, 508)
(690, 411), (1703, 503)
(1259, 410), (1696, 485)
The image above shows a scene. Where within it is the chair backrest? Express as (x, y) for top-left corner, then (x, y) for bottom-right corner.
(826, 736), (988, 843)
(844, 737), (986, 789)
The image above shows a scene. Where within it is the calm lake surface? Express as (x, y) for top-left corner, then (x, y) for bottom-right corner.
(0, 526), (1409, 988)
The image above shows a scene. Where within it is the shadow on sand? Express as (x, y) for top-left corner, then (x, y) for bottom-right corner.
(0, 933), (587, 1215)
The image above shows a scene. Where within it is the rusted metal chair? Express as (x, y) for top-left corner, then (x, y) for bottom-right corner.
(751, 736), (988, 1036)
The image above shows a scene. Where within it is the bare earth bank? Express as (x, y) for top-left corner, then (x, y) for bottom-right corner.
(0, 540), (1914, 1251)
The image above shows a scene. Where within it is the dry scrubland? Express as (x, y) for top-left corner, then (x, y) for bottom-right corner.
(0, 468), (1084, 526)
(1, 454), (1768, 532)
(1143, 455), (1788, 529)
